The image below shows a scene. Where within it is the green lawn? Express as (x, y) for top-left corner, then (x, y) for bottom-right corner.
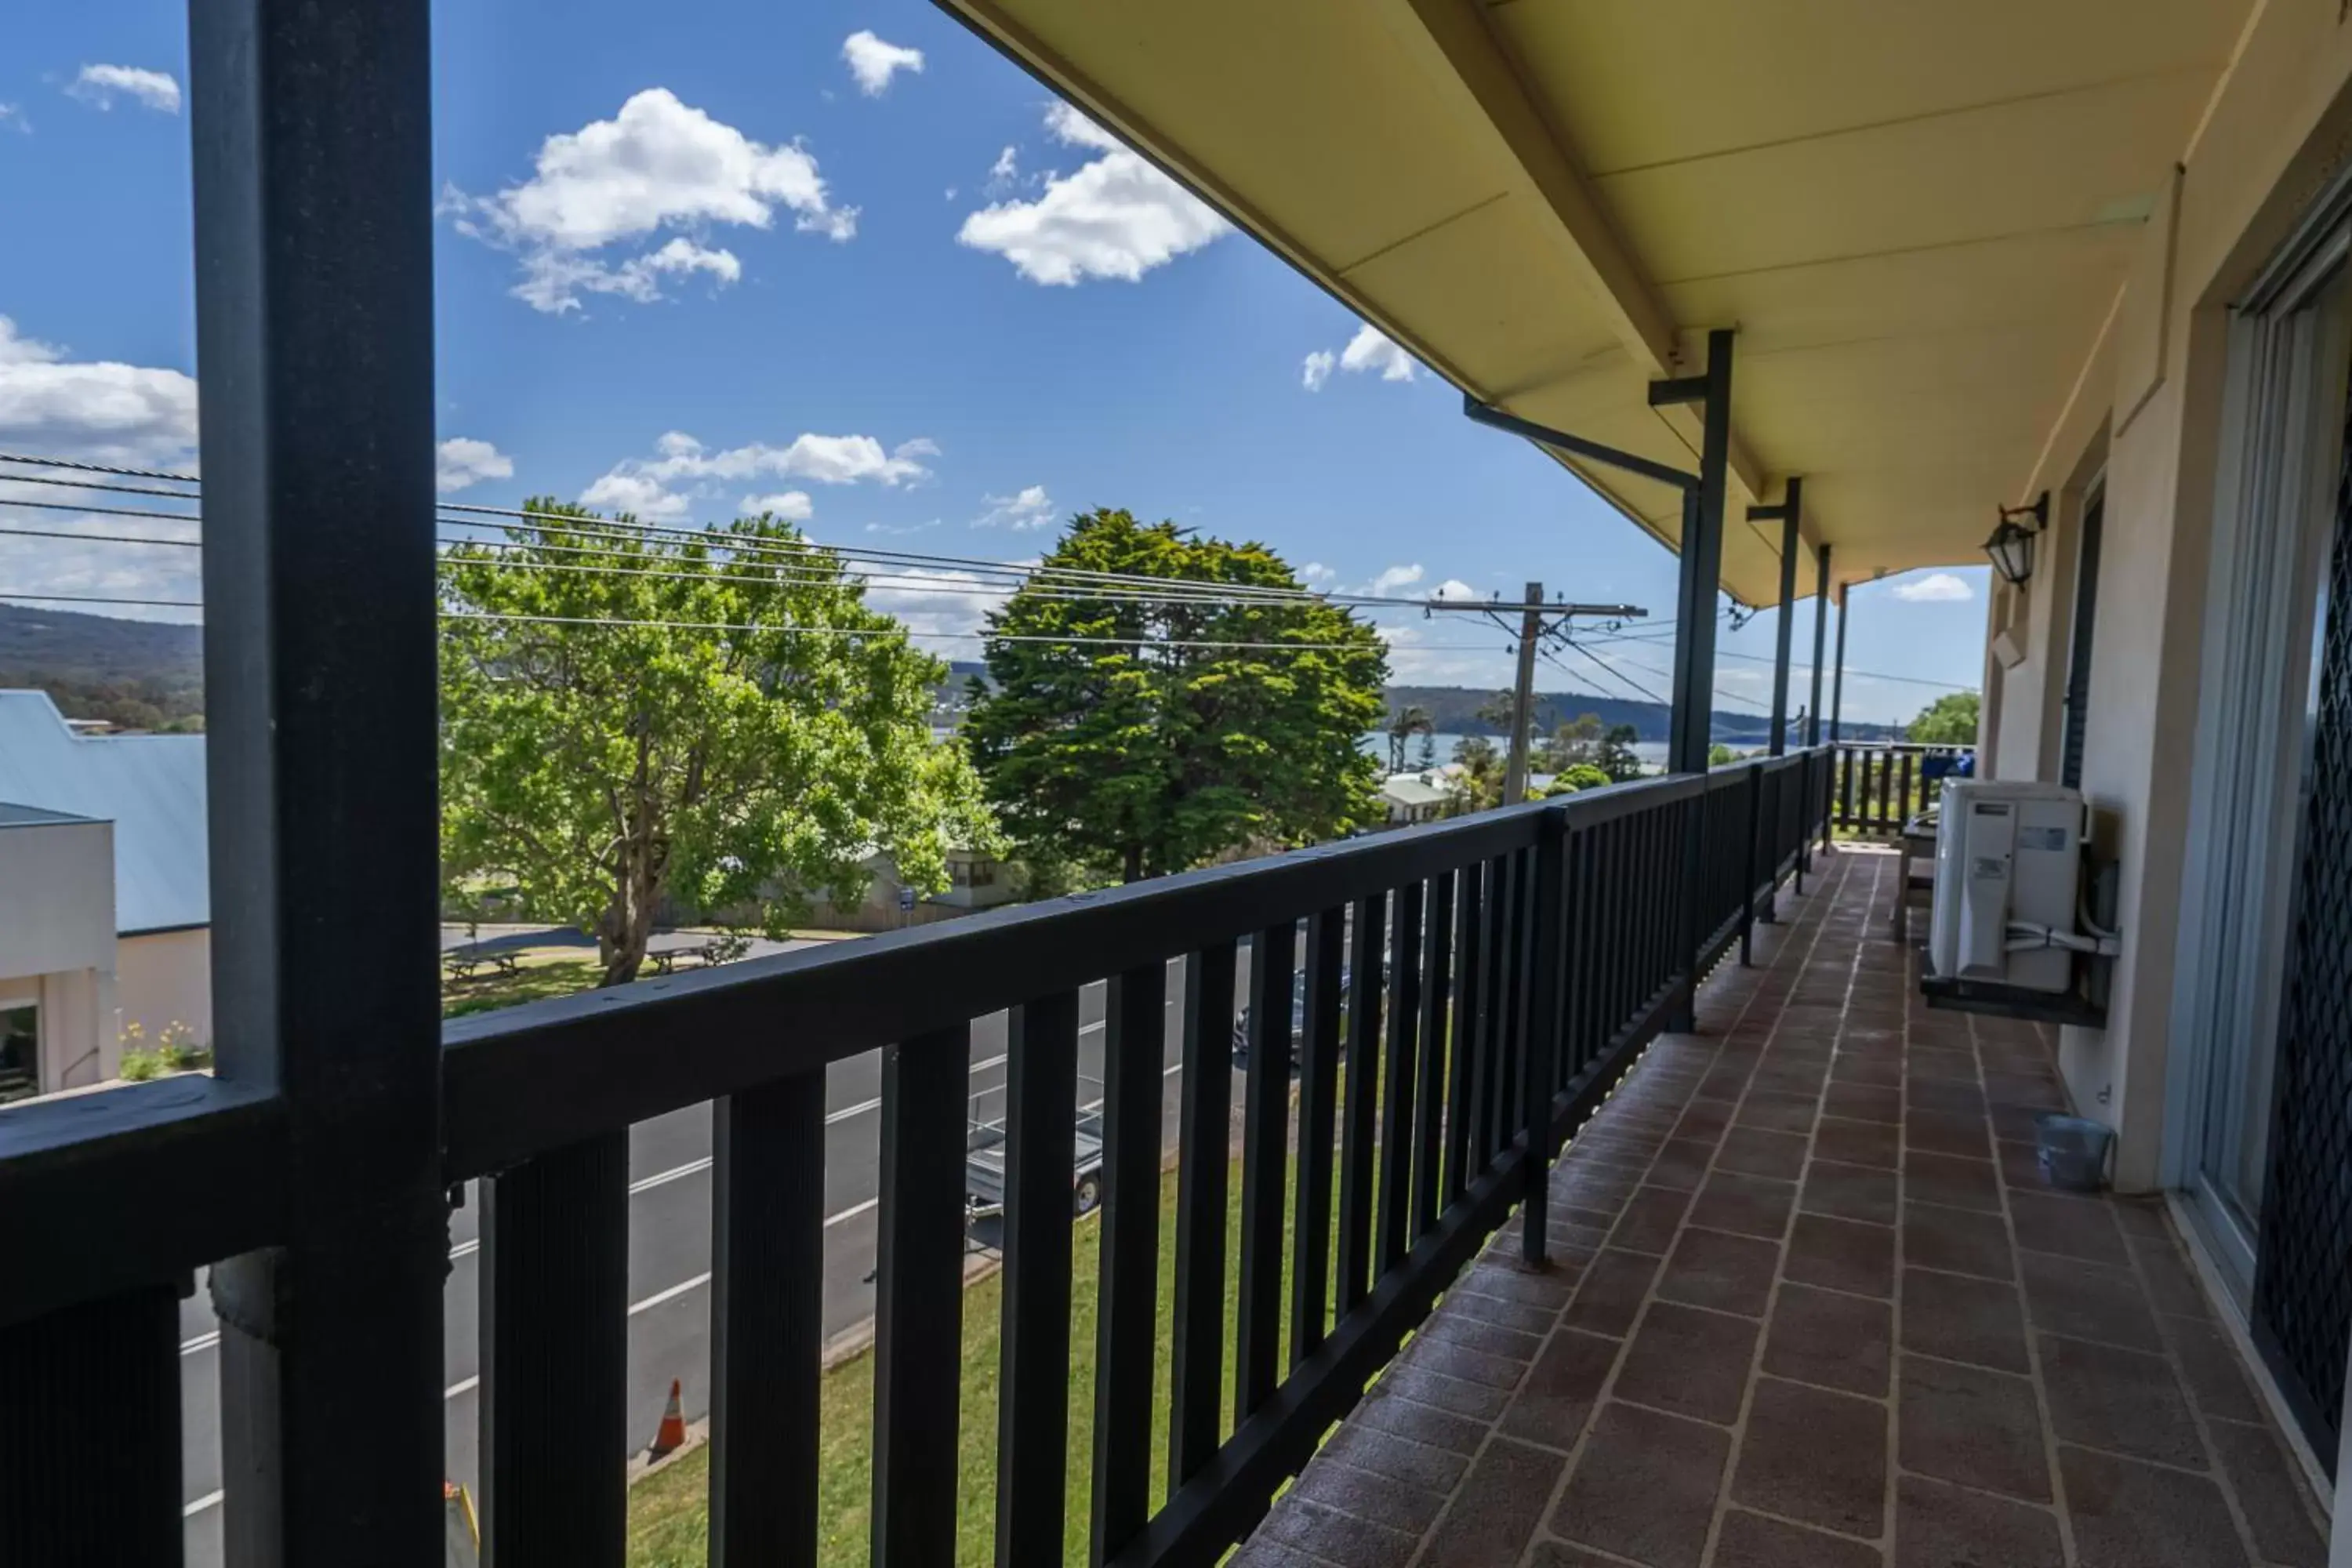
(441, 954), (605, 1018)
(626, 1149), (1318, 1568)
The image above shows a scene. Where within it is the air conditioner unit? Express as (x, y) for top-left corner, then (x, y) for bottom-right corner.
(1928, 780), (2087, 993)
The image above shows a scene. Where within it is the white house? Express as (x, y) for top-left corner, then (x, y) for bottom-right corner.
(0, 692), (210, 1072)
(0, 804), (116, 1097)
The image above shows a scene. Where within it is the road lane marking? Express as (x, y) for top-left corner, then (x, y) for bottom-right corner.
(630, 1272), (714, 1316)
(630, 1156), (713, 1194)
(824, 1196), (880, 1229)
(180, 1330), (220, 1357)
(445, 1375), (481, 1399)
(825, 1096), (882, 1124)
(450, 1237), (481, 1261)
(184, 1490), (223, 1518)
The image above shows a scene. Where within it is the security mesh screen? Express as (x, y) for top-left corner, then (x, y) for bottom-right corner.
(2253, 369), (2352, 1471)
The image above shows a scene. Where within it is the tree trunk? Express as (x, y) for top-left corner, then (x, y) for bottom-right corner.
(597, 846), (658, 986)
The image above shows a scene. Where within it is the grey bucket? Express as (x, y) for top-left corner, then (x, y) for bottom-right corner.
(2035, 1112), (2114, 1192)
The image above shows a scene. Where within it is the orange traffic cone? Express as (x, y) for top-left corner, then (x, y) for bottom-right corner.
(648, 1379), (687, 1459)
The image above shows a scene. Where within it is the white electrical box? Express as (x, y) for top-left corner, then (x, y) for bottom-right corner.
(1928, 780), (2085, 993)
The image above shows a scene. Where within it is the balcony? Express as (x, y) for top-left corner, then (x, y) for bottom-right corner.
(1238, 848), (2329, 1568)
(5, 738), (1828, 1564)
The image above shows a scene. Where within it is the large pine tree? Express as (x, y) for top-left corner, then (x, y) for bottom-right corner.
(963, 508), (1388, 881)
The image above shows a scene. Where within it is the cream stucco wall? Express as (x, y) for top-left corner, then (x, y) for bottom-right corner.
(116, 927), (212, 1051)
(0, 815), (118, 1091)
(2003, 2), (2352, 1191)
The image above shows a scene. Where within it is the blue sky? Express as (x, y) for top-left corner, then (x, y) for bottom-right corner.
(0, 0), (1987, 728)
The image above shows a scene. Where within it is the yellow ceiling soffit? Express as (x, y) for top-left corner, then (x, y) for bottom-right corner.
(935, 0), (1794, 590)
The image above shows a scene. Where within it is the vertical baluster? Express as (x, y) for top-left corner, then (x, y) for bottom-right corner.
(1288, 913), (1344, 1369)
(1899, 752), (1915, 830)
(997, 993), (1080, 1566)
(1566, 825), (1593, 1078)
(873, 1024), (971, 1568)
(1335, 898), (1383, 1312)
(712, 1073), (825, 1568)
(1091, 964), (1168, 1565)
(1237, 924), (1296, 1418)
(1520, 814), (1566, 1263)
(1483, 853), (1516, 1161)
(1377, 883), (1423, 1276)
(1839, 749), (1856, 829)
(1445, 865), (1484, 1201)
(0, 1286), (180, 1563)
(1412, 874), (1454, 1237)
(1740, 770), (1762, 965)
(481, 1131), (629, 1566)
(1170, 942), (1236, 1484)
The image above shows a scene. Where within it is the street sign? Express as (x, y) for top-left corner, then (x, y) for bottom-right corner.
(898, 886), (916, 912)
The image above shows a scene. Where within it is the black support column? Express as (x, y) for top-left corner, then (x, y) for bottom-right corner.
(1657, 330), (1735, 777)
(1830, 584), (1849, 742)
(1748, 479), (1802, 757)
(1808, 544), (1831, 747)
(1654, 330), (1734, 1033)
(191, 0), (448, 1560)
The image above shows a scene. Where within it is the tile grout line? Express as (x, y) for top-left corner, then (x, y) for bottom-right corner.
(1693, 849), (1879, 1566)
(1959, 939), (2081, 1566)
(1501, 855), (1837, 1566)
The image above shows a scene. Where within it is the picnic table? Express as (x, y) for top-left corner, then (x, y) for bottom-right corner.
(443, 947), (520, 980)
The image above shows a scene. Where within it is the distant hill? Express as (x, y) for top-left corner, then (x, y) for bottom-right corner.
(2, 608), (1903, 746)
(0, 603), (204, 731)
(1382, 684), (1902, 746)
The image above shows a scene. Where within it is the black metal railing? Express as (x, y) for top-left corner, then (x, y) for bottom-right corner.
(0, 750), (1831, 1567)
(1830, 742), (1974, 837)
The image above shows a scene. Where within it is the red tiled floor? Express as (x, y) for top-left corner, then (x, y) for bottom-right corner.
(1240, 848), (2330, 1568)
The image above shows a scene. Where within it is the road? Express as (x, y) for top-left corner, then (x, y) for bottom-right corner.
(179, 947), (1251, 1565)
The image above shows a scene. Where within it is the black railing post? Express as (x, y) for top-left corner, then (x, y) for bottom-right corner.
(1760, 477), (1802, 757)
(190, 0), (448, 1555)
(1519, 808), (1567, 1267)
(1740, 763), (1764, 962)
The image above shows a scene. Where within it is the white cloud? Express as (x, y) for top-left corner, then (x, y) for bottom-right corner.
(1892, 571), (1975, 603)
(0, 316), (199, 467)
(0, 316), (201, 622)
(582, 429), (935, 521)
(441, 89), (855, 314)
(956, 103), (1229, 285)
(435, 437), (514, 494)
(740, 491), (814, 521)
(1301, 323), (1419, 390)
(842, 31), (925, 96)
(866, 517), (942, 536)
(985, 145), (1019, 195)
(858, 564), (1007, 641)
(1298, 561), (1336, 584)
(1366, 563), (1425, 596)
(0, 104), (27, 134)
(1430, 578), (1477, 601)
(1339, 325), (1417, 382)
(67, 65), (180, 114)
(973, 484), (1054, 530)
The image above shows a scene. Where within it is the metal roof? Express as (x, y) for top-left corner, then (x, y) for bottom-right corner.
(0, 691), (208, 934)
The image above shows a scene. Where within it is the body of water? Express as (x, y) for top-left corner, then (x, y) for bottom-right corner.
(1360, 731), (1671, 772)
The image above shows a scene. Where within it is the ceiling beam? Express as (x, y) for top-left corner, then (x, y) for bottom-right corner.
(1369, 0), (1773, 512)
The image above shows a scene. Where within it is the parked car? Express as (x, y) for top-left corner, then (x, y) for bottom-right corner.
(1231, 968), (1360, 1072)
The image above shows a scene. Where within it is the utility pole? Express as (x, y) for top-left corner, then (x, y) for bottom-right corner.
(1420, 590), (1648, 808)
(1504, 583), (1543, 805)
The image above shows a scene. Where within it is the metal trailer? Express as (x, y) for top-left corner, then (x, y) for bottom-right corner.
(965, 1076), (1107, 1221)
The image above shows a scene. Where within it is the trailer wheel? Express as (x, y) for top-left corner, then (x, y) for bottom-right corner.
(1073, 1172), (1104, 1217)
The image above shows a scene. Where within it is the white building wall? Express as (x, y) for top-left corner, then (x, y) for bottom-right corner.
(116, 927), (212, 1052)
(0, 817), (117, 1091)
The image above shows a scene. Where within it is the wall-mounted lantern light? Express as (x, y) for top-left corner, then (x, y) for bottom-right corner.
(1984, 492), (2049, 587)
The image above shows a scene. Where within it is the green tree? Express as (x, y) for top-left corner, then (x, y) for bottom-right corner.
(1386, 702), (1432, 772)
(1445, 735), (1505, 814)
(962, 508), (1388, 880)
(1538, 712), (1605, 773)
(1597, 723), (1645, 782)
(1908, 690), (1982, 745)
(1541, 763), (1613, 797)
(438, 500), (1000, 986)
(1708, 742), (1740, 768)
